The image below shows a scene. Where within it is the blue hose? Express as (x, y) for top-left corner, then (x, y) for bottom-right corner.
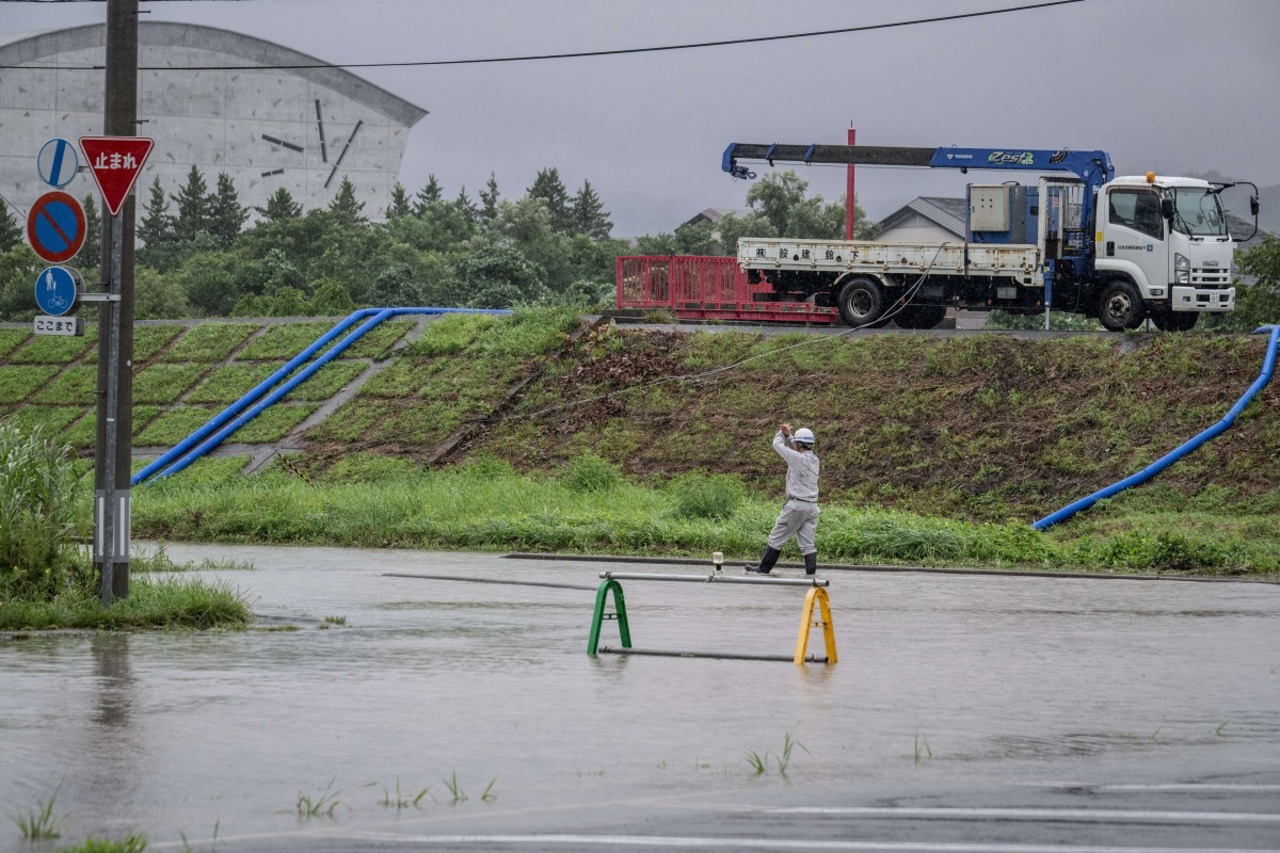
(1033, 324), (1280, 530)
(131, 309), (380, 486)
(136, 307), (510, 485)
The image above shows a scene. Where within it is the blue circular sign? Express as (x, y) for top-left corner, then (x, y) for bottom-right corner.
(27, 191), (87, 264)
(37, 138), (80, 188)
(34, 266), (81, 317)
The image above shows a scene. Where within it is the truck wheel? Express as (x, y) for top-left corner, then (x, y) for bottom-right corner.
(837, 277), (886, 328)
(1151, 311), (1199, 332)
(1097, 280), (1145, 331)
(895, 303), (947, 329)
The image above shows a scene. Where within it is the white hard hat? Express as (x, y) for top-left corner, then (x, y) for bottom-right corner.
(793, 427), (815, 445)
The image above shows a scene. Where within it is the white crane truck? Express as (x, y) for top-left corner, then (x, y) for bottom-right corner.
(722, 143), (1260, 331)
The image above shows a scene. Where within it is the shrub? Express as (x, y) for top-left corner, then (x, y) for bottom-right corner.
(562, 452), (620, 493)
(670, 472), (743, 519)
(0, 422), (91, 600)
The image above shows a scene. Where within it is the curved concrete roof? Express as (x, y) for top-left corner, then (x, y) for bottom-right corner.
(0, 22), (427, 126)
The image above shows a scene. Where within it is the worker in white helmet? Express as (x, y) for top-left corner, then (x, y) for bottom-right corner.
(746, 422), (820, 576)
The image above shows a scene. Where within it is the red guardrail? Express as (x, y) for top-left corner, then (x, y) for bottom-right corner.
(615, 256), (838, 323)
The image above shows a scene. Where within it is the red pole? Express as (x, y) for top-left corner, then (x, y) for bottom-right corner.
(845, 125), (856, 240)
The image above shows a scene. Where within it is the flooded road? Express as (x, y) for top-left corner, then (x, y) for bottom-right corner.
(3, 545), (1278, 852)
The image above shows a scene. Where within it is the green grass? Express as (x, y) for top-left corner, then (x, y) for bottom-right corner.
(161, 323), (259, 362)
(0, 572), (252, 631)
(236, 321), (337, 360)
(2, 405), (84, 437)
(359, 356), (440, 397)
(0, 328), (30, 358)
(3, 317), (1278, 578)
(184, 363), (279, 404)
(56, 833), (148, 852)
(61, 407), (98, 448)
(133, 363), (210, 405)
(234, 403), (315, 442)
(29, 365), (98, 405)
(296, 780), (341, 819)
(0, 365), (60, 403)
(126, 461), (1280, 575)
(133, 324), (186, 362)
(282, 361), (365, 401)
(342, 318), (415, 358)
(12, 784), (62, 840)
(134, 405), (220, 446)
(6, 328), (98, 363)
(304, 399), (388, 442)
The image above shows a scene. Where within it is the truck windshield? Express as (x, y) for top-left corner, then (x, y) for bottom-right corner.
(1167, 188), (1227, 237)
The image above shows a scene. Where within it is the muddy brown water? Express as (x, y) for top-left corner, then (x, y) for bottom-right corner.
(2, 545), (1278, 852)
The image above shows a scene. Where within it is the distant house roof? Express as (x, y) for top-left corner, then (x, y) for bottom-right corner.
(876, 197), (966, 238)
(682, 208), (749, 229)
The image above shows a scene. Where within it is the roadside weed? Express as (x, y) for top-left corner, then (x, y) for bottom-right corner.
(296, 779), (341, 818)
(12, 784), (61, 840)
(55, 834), (148, 853)
(745, 732), (808, 778)
(378, 780), (431, 810)
(443, 771), (468, 805)
(914, 733), (933, 765)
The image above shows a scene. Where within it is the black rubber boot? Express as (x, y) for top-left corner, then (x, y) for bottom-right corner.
(804, 553), (818, 576)
(745, 546), (781, 575)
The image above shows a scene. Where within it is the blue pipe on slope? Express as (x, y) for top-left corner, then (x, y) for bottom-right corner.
(1033, 324), (1280, 530)
(136, 307), (509, 485)
(131, 309), (381, 486)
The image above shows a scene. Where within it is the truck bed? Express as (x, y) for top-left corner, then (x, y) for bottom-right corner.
(738, 238), (1042, 286)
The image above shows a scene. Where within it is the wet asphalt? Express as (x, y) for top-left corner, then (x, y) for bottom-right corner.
(2, 544), (1277, 852)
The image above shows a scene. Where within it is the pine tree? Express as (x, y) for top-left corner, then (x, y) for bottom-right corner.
(208, 172), (248, 247)
(479, 172), (501, 227)
(257, 187), (302, 222)
(570, 179), (613, 239)
(81, 194), (102, 269)
(329, 176), (366, 223)
(137, 176), (177, 269)
(454, 186), (479, 224)
(527, 167), (572, 234)
(413, 175), (443, 215)
(0, 201), (21, 252)
(386, 182), (413, 219)
(171, 164), (212, 243)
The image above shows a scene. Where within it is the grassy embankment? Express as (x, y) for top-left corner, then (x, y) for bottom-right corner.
(3, 308), (1278, 577)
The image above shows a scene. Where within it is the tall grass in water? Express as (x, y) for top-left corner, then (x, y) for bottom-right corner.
(0, 423), (253, 629)
(0, 423), (90, 601)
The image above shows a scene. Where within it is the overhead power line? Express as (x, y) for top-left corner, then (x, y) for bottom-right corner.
(1, 0), (1086, 71)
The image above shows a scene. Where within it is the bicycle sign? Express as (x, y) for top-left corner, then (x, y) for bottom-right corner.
(34, 266), (82, 317)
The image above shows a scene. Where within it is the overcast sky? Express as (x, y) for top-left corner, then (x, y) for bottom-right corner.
(4, 0), (1278, 236)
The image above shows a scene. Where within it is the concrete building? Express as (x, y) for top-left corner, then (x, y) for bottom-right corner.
(0, 22), (427, 220)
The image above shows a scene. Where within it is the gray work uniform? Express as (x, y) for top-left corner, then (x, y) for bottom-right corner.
(765, 431), (820, 555)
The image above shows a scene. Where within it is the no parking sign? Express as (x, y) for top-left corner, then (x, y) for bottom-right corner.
(26, 191), (87, 264)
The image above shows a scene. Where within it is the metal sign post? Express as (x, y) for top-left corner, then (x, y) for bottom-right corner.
(96, 211), (126, 607)
(91, 0), (139, 605)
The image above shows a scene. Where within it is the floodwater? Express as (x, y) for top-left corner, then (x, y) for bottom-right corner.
(2, 545), (1278, 852)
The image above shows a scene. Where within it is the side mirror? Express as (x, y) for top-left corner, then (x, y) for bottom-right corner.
(1251, 196), (1260, 216)
(1161, 198), (1175, 220)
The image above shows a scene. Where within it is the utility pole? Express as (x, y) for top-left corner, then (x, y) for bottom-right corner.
(94, 0), (138, 605)
(845, 124), (857, 241)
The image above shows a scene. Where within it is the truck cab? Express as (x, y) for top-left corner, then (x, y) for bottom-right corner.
(1093, 175), (1236, 331)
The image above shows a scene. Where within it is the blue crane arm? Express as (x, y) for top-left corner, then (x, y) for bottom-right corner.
(722, 143), (1115, 196)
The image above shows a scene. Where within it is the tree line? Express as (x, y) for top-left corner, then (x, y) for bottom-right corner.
(0, 166), (884, 321)
(4, 165), (1274, 328)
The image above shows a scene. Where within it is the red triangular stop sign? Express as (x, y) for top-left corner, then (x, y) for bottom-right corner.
(79, 136), (154, 216)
